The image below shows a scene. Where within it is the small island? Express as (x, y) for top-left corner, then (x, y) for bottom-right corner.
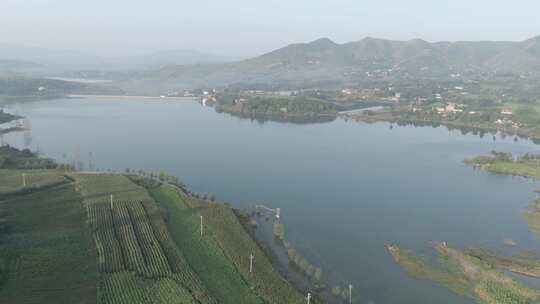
(214, 92), (338, 123)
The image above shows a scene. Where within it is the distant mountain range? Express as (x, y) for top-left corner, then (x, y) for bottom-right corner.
(127, 49), (223, 69)
(0, 44), (106, 73)
(124, 35), (540, 94)
(0, 44), (225, 74)
(3, 36), (540, 94)
(0, 59), (41, 71)
(252, 36), (540, 73)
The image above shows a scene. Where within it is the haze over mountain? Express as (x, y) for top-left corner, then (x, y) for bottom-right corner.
(126, 49), (225, 70)
(0, 44), (225, 74)
(3, 35), (540, 94)
(122, 35), (540, 94)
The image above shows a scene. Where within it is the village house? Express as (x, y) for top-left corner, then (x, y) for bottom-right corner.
(341, 88), (353, 95)
(275, 91), (293, 97)
(436, 102), (464, 115)
(501, 108), (513, 115)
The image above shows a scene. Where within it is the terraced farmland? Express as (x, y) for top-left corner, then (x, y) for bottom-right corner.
(146, 183), (308, 304)
(0, 169), (309, 304)
(75, 173), (216, 304)
(145, 183), (263, 304)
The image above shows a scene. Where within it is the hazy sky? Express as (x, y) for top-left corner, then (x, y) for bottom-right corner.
(1, 0), (539, 57)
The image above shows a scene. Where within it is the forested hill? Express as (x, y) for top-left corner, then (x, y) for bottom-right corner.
(123, 35), (540, 93)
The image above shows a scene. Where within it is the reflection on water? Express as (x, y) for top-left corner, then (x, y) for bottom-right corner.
(3, 97), (540, 304)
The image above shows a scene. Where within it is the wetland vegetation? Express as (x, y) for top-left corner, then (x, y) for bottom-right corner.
(386, 150), (540, 303)
(386, 242), (540, 304)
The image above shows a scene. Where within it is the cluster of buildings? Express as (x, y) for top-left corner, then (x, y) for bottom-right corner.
(495, 117), (522, 129)
(495, 108), (521, 128)
(435, 102), (465, 115)
(243, 90), (297, 97)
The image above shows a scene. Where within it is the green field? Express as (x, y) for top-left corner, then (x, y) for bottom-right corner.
(73, 173), (217, 304)
(0, 168), (311, 303)
(145, 182), (307, 304)
(145, 183), (262, 304)
(0, 172), (97, 304)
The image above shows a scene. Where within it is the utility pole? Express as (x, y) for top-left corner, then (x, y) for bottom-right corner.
(307, 292), (311, 304)
(22, 173), (26, 187)
(110, 194), (114, 209)
(249, 253), (254, 273)
(200, 215), (204, 237)
(349, 284), (353, 304)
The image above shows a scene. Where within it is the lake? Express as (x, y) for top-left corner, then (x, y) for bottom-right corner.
(3, 97), (540, 303)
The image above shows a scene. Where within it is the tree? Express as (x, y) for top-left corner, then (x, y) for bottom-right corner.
(273, 223), (285, 240)
(314, 268), (322, 281)
(287, 248), (297, 261)
(306, 265), (315, 277)
(331, 286), (341, 297)
(299, 257), (309, 272)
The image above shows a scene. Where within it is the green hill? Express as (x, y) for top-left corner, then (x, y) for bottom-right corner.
(121, 35), (540, 94)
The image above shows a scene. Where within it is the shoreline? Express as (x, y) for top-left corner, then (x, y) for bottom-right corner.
(68, 94), (200, 101)
(350, 113), (540, 142)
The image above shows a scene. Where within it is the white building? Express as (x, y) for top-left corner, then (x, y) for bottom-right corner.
(501, 108), (513, 115)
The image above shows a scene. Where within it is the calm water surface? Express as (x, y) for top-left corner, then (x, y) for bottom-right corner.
(3, 97), (540, 304)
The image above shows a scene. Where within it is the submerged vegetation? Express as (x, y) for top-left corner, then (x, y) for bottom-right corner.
(524, 199), (540, 241)
(466, 248), (540, 278)
(392, 150), (540, 301)
(386, 242), (540, 304)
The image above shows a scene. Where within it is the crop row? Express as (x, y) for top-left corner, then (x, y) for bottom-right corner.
(88, 202), (125, 273)
(140, 200), (216, 302)
(99, 272), (198, 304)
(179, 193), (307, 304)
(87, 198), (216, 303)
